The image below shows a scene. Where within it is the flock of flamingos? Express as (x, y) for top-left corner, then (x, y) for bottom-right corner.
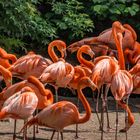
(0, 21), (139, 140)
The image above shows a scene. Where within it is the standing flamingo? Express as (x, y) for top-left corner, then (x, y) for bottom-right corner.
(0, 76), (53, 110)
(39, 47), (74, 102)
(20, 77), (97, 140)
(90, 21), (134, 139)
(110, 22), (134, 140)
(0, 86), (38, 140)
(8, 40), (66, 80)
(0, 76), (54, 139)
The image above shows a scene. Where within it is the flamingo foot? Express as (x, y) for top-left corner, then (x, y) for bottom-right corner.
(106, 126), (115, 132)
(120, 116), (134, 133)
(74, 135), (85, 139)
(98, 125), (106, 133)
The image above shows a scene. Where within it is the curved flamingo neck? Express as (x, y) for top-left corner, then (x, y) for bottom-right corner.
(48, 41), (66, 62)
(27, 76), (49, 96)
(123, 24), (137, 41)
(77, 49), (94, 70)
(74, 67), (86, 79)
(70, 67), (85, 88)
(77, 86), (91, 123)
(0, 65), (12, 87)
(112, 25), (125, 70)
(0, 48), (17, 64)
(48, 43), (58, 62)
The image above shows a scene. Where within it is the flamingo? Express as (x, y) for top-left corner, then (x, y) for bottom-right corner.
(129, 61), (140, 94)
(77, 45), (94, 71)
(0, 47), (17, 68)
(67, 21), (137, 53)
(40, 41), (74, 102)
(68, 66), (87, 138)
(124, 41), (140, 65)
(0, 76), (54, 139)
(8, 53), (52, 80)
(109, 22), (134, 140)
(0, 76), (53, 110)
(0, 86), (38, 140)
(90, 21), (134, 139)
(20, 77), (97, 140)
(8, 40), (66, 80)
(91, 55), (119, 132)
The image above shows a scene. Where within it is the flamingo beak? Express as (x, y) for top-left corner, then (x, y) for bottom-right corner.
(88, 50), (95, 60)
(90, 80), (97, 91)
(63, 49), (67, 59)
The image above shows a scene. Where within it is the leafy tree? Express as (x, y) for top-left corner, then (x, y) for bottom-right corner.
(0, 0), (140, 55)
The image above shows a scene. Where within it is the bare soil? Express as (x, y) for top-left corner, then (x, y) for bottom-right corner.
(0, 96), (140, 140)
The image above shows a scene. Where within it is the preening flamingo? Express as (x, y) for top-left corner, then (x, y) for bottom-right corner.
(90, 21), (134, 139)
(8, 53), (52, 80)
(8, 40), (66, 80)
(67, 21), (137, 54)
(124, 41), (140, 65)
(110, 21), (134, 140)
(0, 76), (53, 110)
(0, 86), (38, 140)
(0, 47), (17, 68)
(20, 77), (97, 140)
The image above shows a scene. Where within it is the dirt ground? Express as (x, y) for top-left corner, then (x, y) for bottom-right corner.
(0, 96), (140, 140)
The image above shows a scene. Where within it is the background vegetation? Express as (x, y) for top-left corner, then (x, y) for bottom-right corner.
(0, 0), (140, 56)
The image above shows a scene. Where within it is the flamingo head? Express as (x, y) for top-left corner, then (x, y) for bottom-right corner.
(78, 76), (97, 91)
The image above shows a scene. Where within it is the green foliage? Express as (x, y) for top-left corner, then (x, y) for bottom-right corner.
(0, 0), (140, 56)
(0, 0), (57, 47)
(0, 35), (26, 54)
(52, 0), (93, 39)
(91, 0), (140, 20)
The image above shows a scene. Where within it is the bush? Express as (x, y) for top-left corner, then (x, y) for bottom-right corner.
(0, 0), (140, 55)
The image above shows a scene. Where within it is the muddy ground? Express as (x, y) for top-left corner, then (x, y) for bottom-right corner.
(0, 96), (140, 140)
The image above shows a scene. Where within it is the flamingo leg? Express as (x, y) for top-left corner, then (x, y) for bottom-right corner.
(33, 124), (36, 140)
(13, 120), (17, 140)
(60, 132), (63, 140)
(55, 86), (59, 102)
(118, 100), (134, 132)
(57, 131), (59, 140)
(50, 130), (56, 140)
(115, 101), (118, 140)
(75, 89), (79, 139)
(35, 110), (39, 133)
(104, 84), (112, 131)
(23, 120), (28, 140)
(95, 88), (102, 131)
(125, 97), (129, 140)
(101, 86), (104, 140)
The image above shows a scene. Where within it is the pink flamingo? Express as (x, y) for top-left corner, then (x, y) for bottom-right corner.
(0, 86), (38, 140)
(8, 40), (66, 80)
(20, 77), (97, 140)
